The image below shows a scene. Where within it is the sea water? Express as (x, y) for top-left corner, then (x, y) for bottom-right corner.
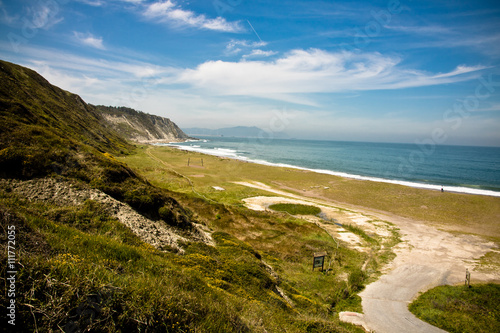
(164, 137), (500, 197)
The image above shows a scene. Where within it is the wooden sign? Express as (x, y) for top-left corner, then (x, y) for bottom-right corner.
(313, 252), (327, 271)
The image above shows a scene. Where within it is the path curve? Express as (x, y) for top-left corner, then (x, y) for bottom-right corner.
(235, 181), (499, 333)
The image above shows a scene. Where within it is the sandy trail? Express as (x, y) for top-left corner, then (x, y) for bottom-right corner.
(235, 181), (499, 333)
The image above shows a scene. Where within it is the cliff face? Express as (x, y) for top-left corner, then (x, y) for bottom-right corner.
(95, 105), (191, 143)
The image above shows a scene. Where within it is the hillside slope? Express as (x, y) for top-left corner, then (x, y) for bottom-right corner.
(0, 60), (130, 179)
(95, 105), (191, 143)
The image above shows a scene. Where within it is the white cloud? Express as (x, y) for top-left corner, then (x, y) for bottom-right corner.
(143, 0), (243, 32)
(177, 48), (486, 102)
(74, 32), (106, 50)
(243, 49), (278, 58)
(225, 39), (267, 56)
(76, 0), (105, 6)
(386, 24), (454, 35)
(77, 0), (145, 6)
(431, 65), (488, 79)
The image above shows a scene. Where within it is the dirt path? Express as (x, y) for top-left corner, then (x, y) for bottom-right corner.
(235, 181), (499, 333)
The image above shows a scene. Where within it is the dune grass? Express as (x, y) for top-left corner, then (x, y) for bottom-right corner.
(409, 284), (500, 333)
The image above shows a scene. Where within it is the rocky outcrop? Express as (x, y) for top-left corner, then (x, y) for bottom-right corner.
(95, 105), (192, 143)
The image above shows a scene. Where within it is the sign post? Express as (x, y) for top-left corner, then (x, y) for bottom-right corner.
(313, 252), (327, 272)
(465, 268), (471, 288)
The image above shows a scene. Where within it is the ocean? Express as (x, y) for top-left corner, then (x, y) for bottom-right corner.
(164, 137), (500, 197)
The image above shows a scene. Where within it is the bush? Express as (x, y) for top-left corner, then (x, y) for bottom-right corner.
(158, 205), (175, 222)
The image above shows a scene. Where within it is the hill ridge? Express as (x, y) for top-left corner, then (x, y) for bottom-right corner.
(95, 105), (191, 143)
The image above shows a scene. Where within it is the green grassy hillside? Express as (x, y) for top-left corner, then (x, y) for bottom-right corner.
(0, 60), (132, 178)
(0, 60), (367, 332)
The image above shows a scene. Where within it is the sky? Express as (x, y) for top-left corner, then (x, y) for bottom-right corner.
(0, 0), (500, 146)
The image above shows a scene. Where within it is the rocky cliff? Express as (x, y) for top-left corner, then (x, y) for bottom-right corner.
(95, 105), (191, 143)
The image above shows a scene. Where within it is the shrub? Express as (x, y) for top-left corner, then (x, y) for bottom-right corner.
(158, 205), (175, 222)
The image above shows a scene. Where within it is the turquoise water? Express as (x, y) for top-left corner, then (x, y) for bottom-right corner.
(166, 137), (500, 197)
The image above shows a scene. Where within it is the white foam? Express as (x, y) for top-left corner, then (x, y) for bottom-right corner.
(164, 144), (500, 197)
(167, 144), (244, 159)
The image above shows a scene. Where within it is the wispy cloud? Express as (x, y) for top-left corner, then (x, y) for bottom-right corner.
(243, 49), (278, 58)
(74, 32), (106, 50)
(225, 39), (268, 56)
(472, 103), (500, 112)
(385, 21), (500, 58)
(0, 1), (18, 26)
(28, 2), (64, 29)
(177, 48), (486, 103)
(76, 0), (105, 6)
(143, 0), (244, 32)
(1, 0), (63, 29)
(0, 42), (176, 82)
(386, 24), (454, 36)
(431, 65), (488, 79)
(77, 0), (146, 6)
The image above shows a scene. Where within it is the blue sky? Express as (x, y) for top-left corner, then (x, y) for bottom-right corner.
(0, 0), (499, 146)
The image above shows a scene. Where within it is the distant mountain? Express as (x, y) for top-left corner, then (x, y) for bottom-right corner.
(183, 126), (288, 138)
(95, 105), (192, 143)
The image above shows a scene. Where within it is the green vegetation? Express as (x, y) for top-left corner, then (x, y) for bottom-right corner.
(269, 203), (322, 216)
(409, 284), (500, 333)
(124, 145), (500, 240)
(0, 184), (365, 332)
(342, 224), (377, 245)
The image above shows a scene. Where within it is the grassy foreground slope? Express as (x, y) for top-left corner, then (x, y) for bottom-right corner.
(409, 284), (500, 333)
(0, 60), (366, 332)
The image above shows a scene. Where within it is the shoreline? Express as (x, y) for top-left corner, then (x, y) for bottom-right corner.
(162, 142), (500, 198)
